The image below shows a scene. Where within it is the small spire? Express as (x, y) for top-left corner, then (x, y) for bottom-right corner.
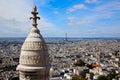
(30, 5), (40, 27)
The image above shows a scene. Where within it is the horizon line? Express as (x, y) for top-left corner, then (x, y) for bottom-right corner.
(0, 37), (120, 39)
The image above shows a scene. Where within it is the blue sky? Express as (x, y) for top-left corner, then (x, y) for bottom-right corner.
(0, 0), (120, 37)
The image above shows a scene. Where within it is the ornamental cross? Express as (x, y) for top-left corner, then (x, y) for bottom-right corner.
(30, 6), (40, 27)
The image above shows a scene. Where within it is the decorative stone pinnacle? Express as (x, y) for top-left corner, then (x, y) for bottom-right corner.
(30, 5), (40, 27)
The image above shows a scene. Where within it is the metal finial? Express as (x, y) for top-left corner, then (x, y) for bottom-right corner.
(30, 5), (40, 27)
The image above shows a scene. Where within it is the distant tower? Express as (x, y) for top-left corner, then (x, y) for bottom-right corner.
(65, 33), (68, 41)
(16, 5), (50, 80)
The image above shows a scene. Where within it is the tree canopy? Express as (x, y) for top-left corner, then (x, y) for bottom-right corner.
(75, 60), (85, 66)
(97, 75), (108, 80)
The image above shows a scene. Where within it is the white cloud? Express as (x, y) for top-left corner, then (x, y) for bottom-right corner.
(68, 4), (88, 12)
(85, 0), (99, 3)
(0, 16), (58, 37)
(0, 0), (33, 22)
(38, 18), (57, 32)
(53, 11), (59, 14)
(67, 16), (93, 27)
(95, 1), (120, 12)
(68, 20), (92, 26)
(0, 0), (57, 37)
(67, 1), (120, 27)
(0, 17), (30, 37)
(67, 17), (75, 22)
(36, 0), (55, 7)
(65, 1), (120, 37)
(85, 1), (120, 20)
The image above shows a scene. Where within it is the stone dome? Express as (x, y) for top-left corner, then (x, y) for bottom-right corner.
(16, 6), (50, 78)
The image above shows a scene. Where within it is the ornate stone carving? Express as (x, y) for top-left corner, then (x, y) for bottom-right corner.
(22, 42), (47, 50)
(19, 71), (47, 80)
(17, 5), (50, 80)
(20, 73), (38, 80)
(20, 55), (44, 65)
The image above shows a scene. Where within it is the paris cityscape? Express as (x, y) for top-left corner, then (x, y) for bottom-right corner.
(0, 0), (120, 80)
(0, 38), (120, 80)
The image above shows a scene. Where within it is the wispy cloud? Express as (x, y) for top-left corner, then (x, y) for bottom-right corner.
(53, 11), (59, 14)
(68, 0), (120, 27)
(0, 0), (120, 37)
(67, 16), (93, 27)
(85, 0), (99, 3)
(85, 1), (120, 20)
(65, 0), (120, 37)
(68, 4), (88, 12)
(0, 17), (30, 37)
(0, 0), (33, 22)
(0, 0), (57, 37)
(95, 1), (120, 12)
(36, 0), (54, 6)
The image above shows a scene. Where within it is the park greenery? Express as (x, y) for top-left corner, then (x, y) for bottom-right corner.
(74, 60), (85, 66)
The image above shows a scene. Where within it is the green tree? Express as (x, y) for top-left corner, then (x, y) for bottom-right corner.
(72, 76), (80, 80)
(75, 60), (85, 66)
(97, 75), (108, 80)
(86, 64), (93, 69)
(72, 77), (88, 80)
(107, 72), (118, 80)
(80, 78), (88, 80)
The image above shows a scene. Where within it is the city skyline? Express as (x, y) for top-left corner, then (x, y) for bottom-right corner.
(0, 0), (120, 38)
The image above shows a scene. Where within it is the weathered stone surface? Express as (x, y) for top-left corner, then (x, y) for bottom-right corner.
(17, 5), (50, 80)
